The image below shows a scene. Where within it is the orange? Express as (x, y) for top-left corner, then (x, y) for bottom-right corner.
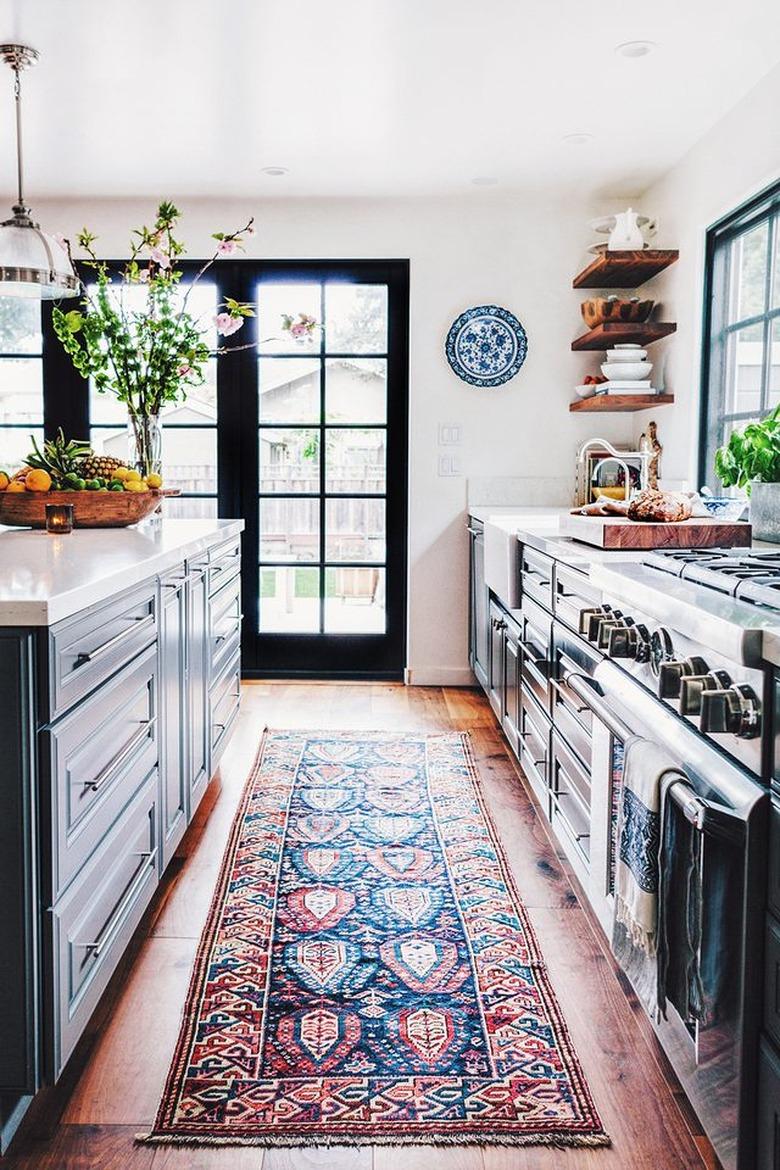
(25, 469), (52, 492)
(6, 480), (27, 492)
(0, 472), (9, 491)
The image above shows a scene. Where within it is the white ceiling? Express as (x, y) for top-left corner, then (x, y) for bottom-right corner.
(1, 0), (779, 201)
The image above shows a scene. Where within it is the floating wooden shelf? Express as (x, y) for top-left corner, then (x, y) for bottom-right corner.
(569, 393), (675, 413)
(573, 249), (679, 290)
(571, 321), (677, 351)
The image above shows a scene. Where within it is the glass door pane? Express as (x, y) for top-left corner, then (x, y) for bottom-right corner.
(254, 268), (402, 667)
(0, 297), (42, 475)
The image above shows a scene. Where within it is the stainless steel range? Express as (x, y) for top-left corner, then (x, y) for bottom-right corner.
(558, 547), (780, 1170)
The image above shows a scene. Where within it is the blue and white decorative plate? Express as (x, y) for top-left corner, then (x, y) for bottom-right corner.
(445, 305), (528, 387)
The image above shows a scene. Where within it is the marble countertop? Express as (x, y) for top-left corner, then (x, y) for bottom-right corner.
(0, 518), (244, 627)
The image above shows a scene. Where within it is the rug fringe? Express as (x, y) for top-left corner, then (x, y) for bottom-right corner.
(135, 1130), (611, 1149)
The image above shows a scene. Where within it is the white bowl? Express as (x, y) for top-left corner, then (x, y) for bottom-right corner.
(606, 348), (647, 362)
(574, 383), (598, 398)
(601, 361), (653, 380)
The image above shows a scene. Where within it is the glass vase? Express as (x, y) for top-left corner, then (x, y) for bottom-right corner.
(128, 412), (162, 478)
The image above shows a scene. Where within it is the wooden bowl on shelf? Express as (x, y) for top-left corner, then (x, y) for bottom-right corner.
(0, 489), (164, 529)
(581, 297), (655, 327)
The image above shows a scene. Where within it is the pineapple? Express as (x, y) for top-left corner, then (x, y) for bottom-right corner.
(27, 430), (92, 485)
(77, 453), (128, 480)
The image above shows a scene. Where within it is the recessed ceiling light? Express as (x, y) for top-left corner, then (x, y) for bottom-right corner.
(471, 176), (498, 187)
(615, 40), (656, 58)
(261, 166), (289, 177)
(562, 133), (594, 146)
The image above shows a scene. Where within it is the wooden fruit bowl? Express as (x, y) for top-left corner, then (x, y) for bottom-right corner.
(581, 297), (655, 327)
(0, 489), (164, 529)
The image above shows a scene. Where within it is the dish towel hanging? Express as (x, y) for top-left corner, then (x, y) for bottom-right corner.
(611, 736), (682, 1017)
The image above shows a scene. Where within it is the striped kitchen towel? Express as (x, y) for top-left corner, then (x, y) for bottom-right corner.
(611, 736), (682, 1017)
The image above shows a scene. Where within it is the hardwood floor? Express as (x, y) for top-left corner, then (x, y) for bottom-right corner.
(5, 683), (715, 1169)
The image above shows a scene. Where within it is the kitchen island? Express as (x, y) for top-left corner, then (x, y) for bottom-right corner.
(0, 519), (243, 1151)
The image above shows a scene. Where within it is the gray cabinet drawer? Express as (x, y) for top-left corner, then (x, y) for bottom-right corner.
(770, 800), (780, 919)
(50, 774), (158, 1077)
(520, 545), (554, 612)
(766, 914), (780, 1050)
(48, 581), (157, 721)
(758, 1038), (780, 1170)
(210, 653), (240, 768)
(551, 730), (591, 863)
(44, 643), (158, 901)
(210, 572), (242, 678)
(553, 564), (600, 635)
(521, 596), (551, 713)
(519, 690), (550, 812)
(209, 538), (241, 597)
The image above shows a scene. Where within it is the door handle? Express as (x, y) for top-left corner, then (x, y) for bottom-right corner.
(74, 615), (153, 667)
(81, 718), (156, 793)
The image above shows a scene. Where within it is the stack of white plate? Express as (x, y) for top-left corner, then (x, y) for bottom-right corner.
(600, 343), (655, 394)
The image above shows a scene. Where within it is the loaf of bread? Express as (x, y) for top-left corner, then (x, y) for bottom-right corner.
(626, 489), (692, 523)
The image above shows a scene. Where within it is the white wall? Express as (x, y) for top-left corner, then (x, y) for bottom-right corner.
(633, 64), (780, 487)
(36, 192), (634, 684)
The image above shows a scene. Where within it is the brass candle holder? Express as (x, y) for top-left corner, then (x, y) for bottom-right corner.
(45, 503), (74, 534)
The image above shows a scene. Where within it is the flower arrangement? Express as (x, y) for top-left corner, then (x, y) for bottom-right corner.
(52, 202), (318, 472)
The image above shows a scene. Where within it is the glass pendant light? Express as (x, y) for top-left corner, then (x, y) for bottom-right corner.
(0, 44), (78, 299)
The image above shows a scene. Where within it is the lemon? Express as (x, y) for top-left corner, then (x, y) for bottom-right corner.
(124, 479), (148, 493)
(146, 472), (163, 489)
(6, 480), (27, 492)
(113, 466), (131, 481)
(125, 469), (142, 482)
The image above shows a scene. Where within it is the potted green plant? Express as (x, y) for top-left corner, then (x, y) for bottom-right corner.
(714, 406), (780, 541)
(52, 202), (318, 476)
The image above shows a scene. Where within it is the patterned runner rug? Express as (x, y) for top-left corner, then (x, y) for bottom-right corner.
(142, 730), (608, 1148)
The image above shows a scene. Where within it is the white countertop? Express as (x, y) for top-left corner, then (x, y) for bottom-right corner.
(468, 506), (647, 567)
(0, 518), (244, 627)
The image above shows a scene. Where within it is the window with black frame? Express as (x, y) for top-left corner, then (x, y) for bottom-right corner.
(701, 181), (780, 487)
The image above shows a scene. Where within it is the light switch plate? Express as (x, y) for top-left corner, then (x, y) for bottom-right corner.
(438, 454), (463, 476)
(438, 423), (462, 446)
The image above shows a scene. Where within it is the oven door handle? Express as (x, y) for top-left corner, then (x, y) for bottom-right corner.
(567, 673), (747, 841)
(565, 672), (633, 739)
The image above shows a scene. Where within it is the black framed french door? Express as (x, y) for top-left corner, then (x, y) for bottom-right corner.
(31, 257), (409, 679)
(228, 260), (410, 679)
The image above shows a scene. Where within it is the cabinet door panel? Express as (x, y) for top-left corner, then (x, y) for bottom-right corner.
(160, 580), (187, 867)
(468, 523), (489, 690)
(0, 632), (38, 1093)
(187, 565), (210, 816)
(502, 620), (521, 757)
(488, 600), (505, 720)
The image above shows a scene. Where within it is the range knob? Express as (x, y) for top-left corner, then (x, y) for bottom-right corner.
(607, 622), (650, 660)
(580, 607), (621, 643)
(679, 669), (732, 716)
(579, 606), (610, 639)
(598, 615), (633, 651)
(657, 655), (709, 699)
(700, 684), (762, 739)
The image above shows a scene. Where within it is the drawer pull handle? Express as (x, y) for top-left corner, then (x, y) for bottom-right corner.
(74, 615), (154, 668)
(75, 850), (155, 960)
(82, 719), (156, 793)
(549, 677), (588, 713)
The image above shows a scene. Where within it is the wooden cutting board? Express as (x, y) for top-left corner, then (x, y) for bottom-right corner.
(559, 513), (752, 550)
